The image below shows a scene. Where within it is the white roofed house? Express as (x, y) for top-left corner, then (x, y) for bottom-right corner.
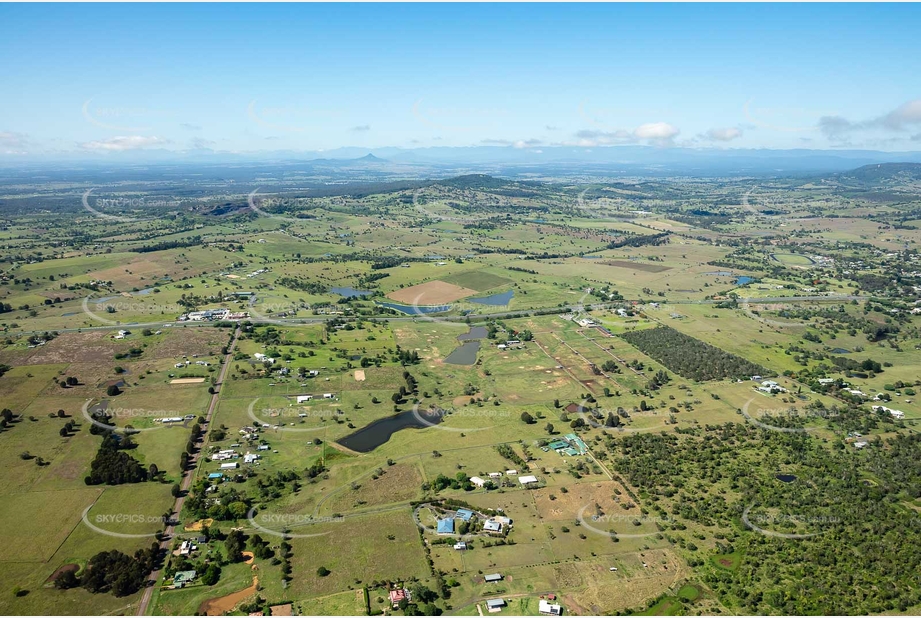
(470, 476), (486, 487)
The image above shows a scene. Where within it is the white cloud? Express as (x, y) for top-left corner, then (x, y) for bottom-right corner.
(819, 98), (921, 139)
(573, 123), (680, 147)
(706, 127), (743, 142)
(634, 122), (680, 141)
(79, 136), (169, 151)
(0, 131), (29, 149)
(882, 99), (921, 130)
(350, 125), (371, 132)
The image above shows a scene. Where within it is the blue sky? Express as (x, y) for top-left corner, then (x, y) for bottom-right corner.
(1, 3), (920, 157)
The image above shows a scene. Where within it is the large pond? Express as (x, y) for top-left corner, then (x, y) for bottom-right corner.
(330, 286), (370, 298)
(444, 341), (480, 365)
(458, 326), (488, 341)
(378, 302), (451, 314)
(775, 474), (797, 483)
(470, 290), (514, 306)
(337, 408), (443, 452)
(736, 276), (754, 285)
(444, 326), (489, 365)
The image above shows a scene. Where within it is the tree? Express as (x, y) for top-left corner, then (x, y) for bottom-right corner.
(200, 563), (222, 586)
(545, 423), (555, 434)
(106, 385), (121, 397)
(224, 530), (246, 563)
(317, 566), (330, 577)
(520, 412), (534, 424)
(54, 569), (79, 590)
(171, 483), (181, 497)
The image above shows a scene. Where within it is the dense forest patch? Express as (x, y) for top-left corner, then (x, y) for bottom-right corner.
(619, 326), (772, 381)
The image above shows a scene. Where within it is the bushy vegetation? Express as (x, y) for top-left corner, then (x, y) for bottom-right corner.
(620, 326), (772, 381)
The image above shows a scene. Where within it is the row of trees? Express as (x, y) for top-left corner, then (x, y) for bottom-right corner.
(620, 326), (772, 381)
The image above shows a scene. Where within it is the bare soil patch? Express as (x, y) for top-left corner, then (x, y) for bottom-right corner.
(387, 280), (477, 305)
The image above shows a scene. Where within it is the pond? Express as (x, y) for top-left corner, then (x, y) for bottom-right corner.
(330, 286), (370, 298)
(775, 474), (797, 483)
(830, 347), (850, 354)
(457, 326), (488, 341)
(735, 276), (754, 285)
(378, 301), (451, 315)
(337, 408), (443, 452)
(470, 290), (514, 306)
(444, 341), (480, 365)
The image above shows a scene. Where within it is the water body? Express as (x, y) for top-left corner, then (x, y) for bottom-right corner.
(92, 296), (118, 304)
(470, 290), (514, 306)
(379, 302), (451, 315)
(776, 474), (797, 483)
(736, 276), (754, 285)
(134, 287), (157, 295)
(458, 326), (488, 341)
(330, 286), (370, 298)
(444, 341), (480, 365)
(338, 409), (443, 452)
(581, 254), (603, 259)
(830, 348), (850, 354)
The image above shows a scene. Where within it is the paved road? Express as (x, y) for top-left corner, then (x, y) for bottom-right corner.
(9, 295), (867, 337)
(135, 326), (241, 616)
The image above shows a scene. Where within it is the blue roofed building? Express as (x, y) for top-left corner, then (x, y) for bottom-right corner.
(436, 518), (455, 534)
(456, 508), (474, 521)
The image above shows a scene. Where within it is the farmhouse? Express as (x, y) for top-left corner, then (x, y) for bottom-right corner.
(453, 541), (467, 550)
(388, 589), (409, 608)
(519, 475), (539, 486)
(470, 476), (486, 488)
(436, 518), (455, 534)
(173, 570), (197, 587)
(456, 508), (474, 522)
(539, 600), (563, 616)
(873, 405), (905, 420)
(486, 599), (506, 612)
(483, 520), (503, 533)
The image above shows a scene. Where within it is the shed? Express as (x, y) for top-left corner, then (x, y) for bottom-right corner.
(484, 573), (502, 583)
(486, 599), (506, 611)
(484, 520), (502, 533)
(518, 475), (539, 485)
